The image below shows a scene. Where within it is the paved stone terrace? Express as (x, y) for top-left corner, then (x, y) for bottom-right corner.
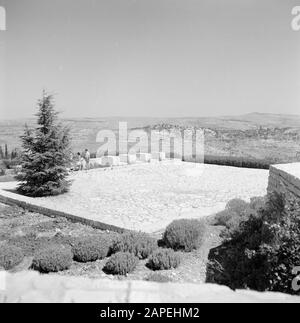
(0, 161), (269, 233)
(1, 272), (299, 303)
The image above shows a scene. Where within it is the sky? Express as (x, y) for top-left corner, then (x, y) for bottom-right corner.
(0, 0), (300, 119)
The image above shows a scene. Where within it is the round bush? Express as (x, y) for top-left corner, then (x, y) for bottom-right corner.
(145, 272), (173, 283)
(111, 231), (157, 259)
(249, 196), (266, 211)
(226, 199), (249, 214)
(163, 219), (206, 252)
(215, 199), (255, 228)
(0, 244), (24, 270)
(214, 209), (237, 227)
(147, 248), (181, 270)
(103, 252), (138, 275)
(72, 236), (110, 262)
(32, 244), (73, 273)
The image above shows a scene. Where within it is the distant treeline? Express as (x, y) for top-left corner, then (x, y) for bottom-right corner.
(0, 144), (19, 160)
(0, 144), (20, 171)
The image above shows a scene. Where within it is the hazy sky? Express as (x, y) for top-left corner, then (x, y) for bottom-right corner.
(0, 0), (300, 119)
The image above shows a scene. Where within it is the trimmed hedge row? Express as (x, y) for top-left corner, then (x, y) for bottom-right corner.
(184, 155), (273, 169)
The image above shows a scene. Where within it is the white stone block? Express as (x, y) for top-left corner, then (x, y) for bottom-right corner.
(89, 158), (102, 168)
(137, 153), (151, 162)
(100, 156), (120, 167)
(151, 152), (166, 161)
(119, 154), (137, 164)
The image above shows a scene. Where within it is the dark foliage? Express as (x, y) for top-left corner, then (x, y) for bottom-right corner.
(207, 192), (300, 295)
(17, 91), (71, 197)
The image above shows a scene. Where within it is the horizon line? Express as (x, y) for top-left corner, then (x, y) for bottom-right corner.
(2, 111), (300, 122)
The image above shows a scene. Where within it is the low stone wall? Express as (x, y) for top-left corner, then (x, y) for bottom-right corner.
(267, 163), (300, 200)
(0, 271), (299, 303)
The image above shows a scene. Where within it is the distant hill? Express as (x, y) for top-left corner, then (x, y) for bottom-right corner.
(1, 113), (300, 162)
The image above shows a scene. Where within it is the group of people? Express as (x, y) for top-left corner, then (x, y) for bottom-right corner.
(70, 149), (90, 171)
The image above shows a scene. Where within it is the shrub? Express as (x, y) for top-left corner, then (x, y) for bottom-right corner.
(145, 272), (173, 283)
(8, 232), (73, 257)
(163, 219), (205, 252)
(0, 245), (24, 270)
(103, 252), (138, 275)
(147, 248), (181, 270)
(111, 231), (157, 259)
(249, 196), (266, 211)
(214, 198), (254, 229)
(32, 244), (73, 273)
(207, 192), (300, 295)
(214, 209), (238, 227)
(226, 198), (249, 214)
(72, 236), (110, 262)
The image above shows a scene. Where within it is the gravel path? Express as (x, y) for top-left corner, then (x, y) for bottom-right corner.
(35, 161), (269, 232)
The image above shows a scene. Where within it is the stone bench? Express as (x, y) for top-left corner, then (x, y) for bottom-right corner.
(119, 154), (137, 164)
(136, 153), (151, 162)
(151, 152), (166, 161)
(89, 158), (102, 168)
(100, 156), (120, 167)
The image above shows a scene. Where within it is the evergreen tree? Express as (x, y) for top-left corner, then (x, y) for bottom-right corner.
(4, 144), (8, 159)
(0, 146), (3, 159)
(17, 91), (71, 197)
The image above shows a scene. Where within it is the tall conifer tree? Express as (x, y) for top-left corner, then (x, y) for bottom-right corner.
(17, 91), (71, 196)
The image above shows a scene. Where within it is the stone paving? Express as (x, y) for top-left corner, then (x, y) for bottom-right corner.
(1, 271), (299, 303)
(0, 161), (268, 233)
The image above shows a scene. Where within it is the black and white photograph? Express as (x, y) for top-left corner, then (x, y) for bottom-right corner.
(0, 0), (300, 307)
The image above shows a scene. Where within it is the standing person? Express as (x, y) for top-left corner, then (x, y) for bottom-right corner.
(84, 149), (90, 170)
(76, 152), (85, 171)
